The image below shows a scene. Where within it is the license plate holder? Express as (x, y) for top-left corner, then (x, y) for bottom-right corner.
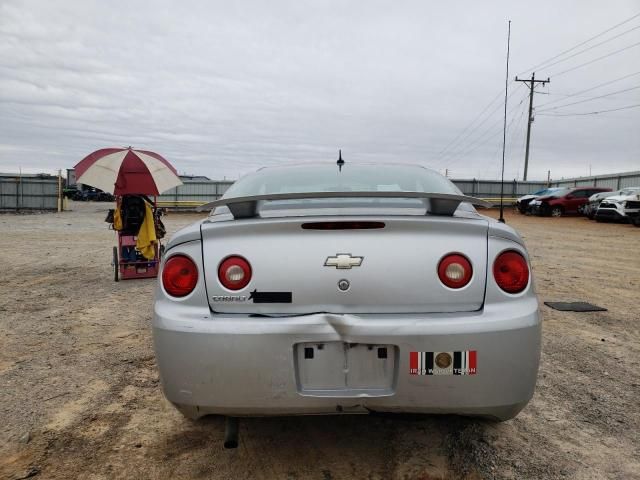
(294, 342), (396, 396)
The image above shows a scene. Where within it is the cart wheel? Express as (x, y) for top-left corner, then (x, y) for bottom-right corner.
(113, 246), (119, 282)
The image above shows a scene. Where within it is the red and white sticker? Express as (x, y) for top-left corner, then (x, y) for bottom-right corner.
(409, 351), (477, 376)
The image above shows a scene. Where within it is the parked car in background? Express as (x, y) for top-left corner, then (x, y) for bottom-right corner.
(584, 187), (639, 220)
(74, 188), (115, 202)
(529, 187), (612, 217)
(515, 187), (563, 214)
(97, 191), (115, 202)
(63, 185), (79, 199)
(583, 190), (627, 219)
(594, 187), (640, 223)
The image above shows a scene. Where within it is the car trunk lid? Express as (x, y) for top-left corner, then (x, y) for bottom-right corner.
(201, 215), (488, 314)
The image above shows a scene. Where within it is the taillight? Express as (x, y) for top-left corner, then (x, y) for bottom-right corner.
(162, 255), (198, 297)
(218, 256), (252, 290)
(493, 250), (529, 293)
(438, 254), (473, 289)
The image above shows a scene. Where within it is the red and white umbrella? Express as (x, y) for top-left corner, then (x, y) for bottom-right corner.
(74, 147), (182, 195)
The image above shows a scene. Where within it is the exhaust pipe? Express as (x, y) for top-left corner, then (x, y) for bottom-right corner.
(223, 416), (239, 449)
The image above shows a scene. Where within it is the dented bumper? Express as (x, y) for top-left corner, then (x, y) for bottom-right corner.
(153, 296), (541, 421)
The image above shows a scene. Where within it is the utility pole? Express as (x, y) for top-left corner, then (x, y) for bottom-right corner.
(515, 72), (549, 181)
(57, 169), (62, 212)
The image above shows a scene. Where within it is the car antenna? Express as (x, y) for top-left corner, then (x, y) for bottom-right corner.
(337, 149), (345, 172)
(498, 20), (511, 224)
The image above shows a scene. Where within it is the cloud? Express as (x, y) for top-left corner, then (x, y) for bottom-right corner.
(0, 0), (638, 182)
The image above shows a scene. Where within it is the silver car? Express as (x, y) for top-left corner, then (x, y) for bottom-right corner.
(153, 164), (541, 426)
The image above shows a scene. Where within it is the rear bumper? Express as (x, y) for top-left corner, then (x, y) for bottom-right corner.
(153, 298), (541, 421)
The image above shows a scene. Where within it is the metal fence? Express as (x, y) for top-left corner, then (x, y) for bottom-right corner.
(157, 180), (234, 208)
(452, 179), (548, 199)
(550, 171), (640, 190)
(451, 171), (640, 201)
(0, 174), (60, 210)
(152, 170), (640, 209)
(3, 169), (637, 211)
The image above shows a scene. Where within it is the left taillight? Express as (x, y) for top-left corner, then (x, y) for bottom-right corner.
(162, 255), (198, 297)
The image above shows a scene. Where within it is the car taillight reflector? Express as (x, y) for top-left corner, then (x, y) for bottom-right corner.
(493, 251), (529, 293)
(438, 254), (473, 289)
(218, 256), (252, 290)
(162, 255), (198, 297)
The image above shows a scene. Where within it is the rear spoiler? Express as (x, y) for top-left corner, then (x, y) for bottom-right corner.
(196, 191), (491, 219)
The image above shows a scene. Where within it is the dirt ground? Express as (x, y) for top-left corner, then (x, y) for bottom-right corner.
(1, 202), (639, 480)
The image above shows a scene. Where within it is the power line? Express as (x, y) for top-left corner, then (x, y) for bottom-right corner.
(542, 91), (629, 100)
(435, 90), (504, 159)
(537, 103), (640, 116)
(438, 94), (529, 169)
(517, 11), (640, 75)
(435, 96), (523, 168)
(459, 99), (527, 161)
(435, 84), (523, 164)
(532, 24), (640, 72)
(549, 41), (640, 78)
(537, 70), (640, 107)
(493, 102), (526, 180)
(506, 105), (527, 157)
(537, 84), (640, 112)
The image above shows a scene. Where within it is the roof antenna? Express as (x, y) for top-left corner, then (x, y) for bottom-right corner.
(498, 20), (512, 224)
(337, 149), (345, 172)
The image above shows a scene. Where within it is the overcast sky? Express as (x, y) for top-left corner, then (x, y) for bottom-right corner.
(1, 0), (638, 182)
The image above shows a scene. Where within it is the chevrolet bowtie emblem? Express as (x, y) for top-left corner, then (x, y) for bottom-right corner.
(324, 254), (364, 269)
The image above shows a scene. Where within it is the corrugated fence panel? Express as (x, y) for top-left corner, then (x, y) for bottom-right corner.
(618, 173), (640, 189)
(0, 176), (59, 210)
(550, 171), (640, 190)
(452, 179), (548, 197)
(157, 181), (234, 203)
(592, 177), (620, 189)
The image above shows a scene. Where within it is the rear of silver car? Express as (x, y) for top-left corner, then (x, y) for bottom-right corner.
(153, 166), (541, 421)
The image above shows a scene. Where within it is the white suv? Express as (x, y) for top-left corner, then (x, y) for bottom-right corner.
(594, 187), (640, 223)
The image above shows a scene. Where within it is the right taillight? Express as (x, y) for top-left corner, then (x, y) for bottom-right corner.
(218, 255), (252, 290)
(438, 253), (473, 289)
(162, 255), (198, 297)
(493, 251), (529, 293)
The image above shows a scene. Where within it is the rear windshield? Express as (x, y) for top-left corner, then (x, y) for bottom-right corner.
(547, 188), (570, 198)
(532, 188), (559, 196)
(224, 164), (461, 197)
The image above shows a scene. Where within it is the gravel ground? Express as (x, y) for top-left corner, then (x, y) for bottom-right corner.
(1, 202), (639, 480)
